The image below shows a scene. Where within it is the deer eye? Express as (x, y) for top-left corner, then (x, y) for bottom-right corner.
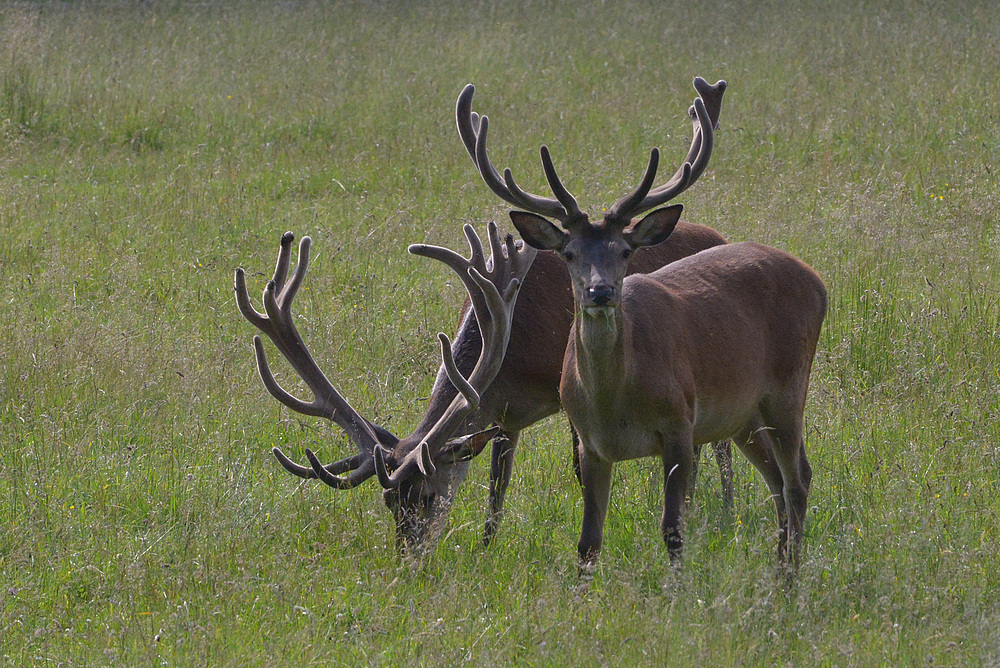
(562, 250), (575, 262)
(622, 248), (633, 259)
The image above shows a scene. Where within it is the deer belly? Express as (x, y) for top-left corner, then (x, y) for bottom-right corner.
(691, 398), (757, 445)
(575, 417), (663, 462)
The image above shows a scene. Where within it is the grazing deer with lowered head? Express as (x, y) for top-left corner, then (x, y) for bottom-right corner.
(466, 77), (827, 567)
(233, 80), (733, 553)
(237, 223), (536, 551)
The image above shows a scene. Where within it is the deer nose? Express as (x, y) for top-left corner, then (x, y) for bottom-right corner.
(587, 284), (615, 307)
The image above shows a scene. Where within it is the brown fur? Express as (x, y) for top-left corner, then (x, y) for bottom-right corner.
(559, 242), (827, 565)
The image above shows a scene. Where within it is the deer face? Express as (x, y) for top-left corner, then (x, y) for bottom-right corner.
(378, 426), (499, 552)
(510, 206), (684, 312)
(381, 462), (465, 552)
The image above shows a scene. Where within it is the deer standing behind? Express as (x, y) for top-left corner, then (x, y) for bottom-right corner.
(233, 79), (733, 554)
(465, 77), (827, 567)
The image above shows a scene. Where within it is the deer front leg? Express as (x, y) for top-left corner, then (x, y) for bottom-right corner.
(661, 437), (694, 561)
(483, 430), (519, 546)
(577, 446), (613, 566)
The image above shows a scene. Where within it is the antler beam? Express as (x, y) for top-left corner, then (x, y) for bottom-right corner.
(457, 85), (587, 228)
(235, 232), (381, 489)
(605, 77), (726, 225)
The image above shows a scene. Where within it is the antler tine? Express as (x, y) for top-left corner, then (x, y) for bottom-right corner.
(693, 77), (727, 132)
(375, 223), (537, 489)
(497, 167), (566, 224)
(457, 84), (575, 224)
(539, 146), (586, 227)
(273, 232), (311, 312)
(639, 159), (693, 211)
(272, 446), (364, 478)
(472, 116), (526, 209)
(456, 84), (480, 164)
(502, 234), (527, 299)
(605, 148), (661, 225)
(235, 266), (267, 330)
(270, 230), (295, 294)
(438, 331), (480, 408)
(251, 334), (326, 418)
(374, 440), (437, 489)
(464, 220), (489, 275)
(235, 232), (384, 490)
(487, 220), (505, 272)
(677, 95), (716, 188)
(304, 448), (376, 489)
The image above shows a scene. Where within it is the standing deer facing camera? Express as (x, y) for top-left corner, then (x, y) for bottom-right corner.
(465, 78), (827, 567)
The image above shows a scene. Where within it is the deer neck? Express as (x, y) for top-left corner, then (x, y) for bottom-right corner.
(572, 305), (627, 393)
(412, 306), (485, 441)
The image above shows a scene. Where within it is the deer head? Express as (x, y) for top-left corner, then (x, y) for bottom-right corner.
(373, 224), (536, 550)
(456, 77), (725, 314)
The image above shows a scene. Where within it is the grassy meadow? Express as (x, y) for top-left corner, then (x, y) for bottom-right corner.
(2, 0), (999, 664)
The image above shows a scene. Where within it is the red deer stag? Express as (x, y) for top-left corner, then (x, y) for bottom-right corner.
(236, 223), (536, 550)
(468, 77), (827, 567)
(234, 80), (733, 553)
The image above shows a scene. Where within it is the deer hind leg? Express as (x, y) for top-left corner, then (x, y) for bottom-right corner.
(661, 435), (695, 561)
(733, 417), (788, 559)
(577, 447), (613, 566)
(759, 397), (810, 569)
(483, 430), (520, 546)
(688, 441), (734, 510)
(687, 442), (703, 507)
(799, 440), (813, 492)
(713, 440), (735, 510)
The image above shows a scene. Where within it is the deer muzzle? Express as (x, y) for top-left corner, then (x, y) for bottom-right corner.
(585, 284), (616, 308)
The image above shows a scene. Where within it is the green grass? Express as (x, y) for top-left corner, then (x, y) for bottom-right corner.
(1, 0), (999, 664)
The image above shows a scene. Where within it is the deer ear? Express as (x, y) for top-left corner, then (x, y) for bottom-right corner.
(624, 205), (683, 249)
(371, 423), (400, 448)
(437, 426), (502, 464)
(509, 211), (568, 251)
